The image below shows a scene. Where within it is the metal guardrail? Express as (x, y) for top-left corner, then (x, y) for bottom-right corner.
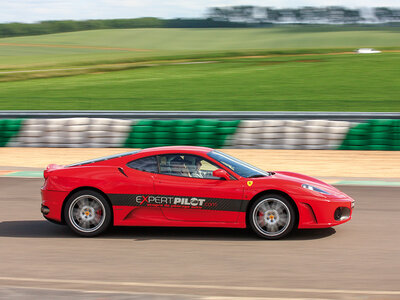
(0, 111), (399, 121)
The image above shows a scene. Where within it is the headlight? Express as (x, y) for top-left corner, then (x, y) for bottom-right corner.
(302, 184), (330, 195)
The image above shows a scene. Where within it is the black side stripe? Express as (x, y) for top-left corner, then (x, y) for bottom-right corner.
(108, 194), (248, 212)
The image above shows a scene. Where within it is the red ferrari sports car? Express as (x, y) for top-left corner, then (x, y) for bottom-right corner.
(41, 146), (354, 239)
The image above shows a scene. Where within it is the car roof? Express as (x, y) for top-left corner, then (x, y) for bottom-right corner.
(67, 146), (214, 167)
(140, 146), (213, 154)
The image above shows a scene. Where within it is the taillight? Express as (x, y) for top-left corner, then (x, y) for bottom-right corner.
(44, 164), (64, 179)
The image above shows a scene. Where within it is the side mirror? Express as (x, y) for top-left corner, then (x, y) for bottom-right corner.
(213, 169), (230, 180)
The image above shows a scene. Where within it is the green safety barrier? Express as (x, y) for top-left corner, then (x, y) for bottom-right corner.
(123, 119), (241, 149)
(0, 119), (24, 147)
(339, 119), (400, 151)
(4, 117), (398, 151)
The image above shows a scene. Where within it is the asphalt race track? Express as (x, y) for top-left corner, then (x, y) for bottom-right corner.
(0, 177), (399, 299)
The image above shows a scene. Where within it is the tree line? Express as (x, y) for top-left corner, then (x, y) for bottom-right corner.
(0, 18), (245, 38)
(0, 6), (399, 38)
(207, 6), (400, 24)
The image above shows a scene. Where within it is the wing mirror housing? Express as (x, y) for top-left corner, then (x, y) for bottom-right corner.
(213, 169), (230, 180)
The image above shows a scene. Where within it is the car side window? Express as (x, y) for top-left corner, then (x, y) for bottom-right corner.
(127, 156), (158, 173)
(158, 154), (219, 179)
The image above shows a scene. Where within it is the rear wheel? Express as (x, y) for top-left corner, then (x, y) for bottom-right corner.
(249, 194), (295, 240)
(64, 190), (111, 237)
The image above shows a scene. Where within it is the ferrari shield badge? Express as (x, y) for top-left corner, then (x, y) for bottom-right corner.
(247, 181), (253, 187)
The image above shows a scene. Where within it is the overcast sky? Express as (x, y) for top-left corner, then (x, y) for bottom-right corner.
(1, 0), (399, 23)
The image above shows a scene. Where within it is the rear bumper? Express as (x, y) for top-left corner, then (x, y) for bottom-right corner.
(41, 188), (69, 223)
(296, 195), (354, 229)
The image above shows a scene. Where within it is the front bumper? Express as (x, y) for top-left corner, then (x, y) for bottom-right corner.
(296, 194), (354, 229)
(41, 188), (69, 223)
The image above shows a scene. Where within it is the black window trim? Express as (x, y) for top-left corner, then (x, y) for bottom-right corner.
(156, 155), (161, 174)
(68, 150), (141, 167)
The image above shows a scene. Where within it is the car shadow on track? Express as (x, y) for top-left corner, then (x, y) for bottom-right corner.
(0, 220), (336, 241)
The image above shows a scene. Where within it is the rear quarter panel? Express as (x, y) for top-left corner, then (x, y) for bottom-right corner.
(45, 166), (126, 192)
(42, 164), (156, 224)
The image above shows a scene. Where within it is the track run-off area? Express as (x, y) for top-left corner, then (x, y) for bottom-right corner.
(0, 148), (399, 299)
(0, 178), (399, 299)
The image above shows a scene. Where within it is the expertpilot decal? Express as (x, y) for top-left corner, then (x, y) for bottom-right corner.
(136, 195), (206, 207)
(109, 194), (247, 212)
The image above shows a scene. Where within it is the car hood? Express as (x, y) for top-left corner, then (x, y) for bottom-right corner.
(265, 171), (346, 198)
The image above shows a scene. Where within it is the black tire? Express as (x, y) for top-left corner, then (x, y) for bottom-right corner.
(248, 194), (296, 240)
(64, 190), (112, 237)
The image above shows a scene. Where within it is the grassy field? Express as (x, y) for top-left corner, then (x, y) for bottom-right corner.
(1, 26), (400, 68)
(0, 26), (399, 111)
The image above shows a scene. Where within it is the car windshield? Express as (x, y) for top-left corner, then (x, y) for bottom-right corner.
(67, 150), (141, 167)
(208, 150), (270, 178)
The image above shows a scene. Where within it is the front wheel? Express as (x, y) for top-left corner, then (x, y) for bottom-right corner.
(249, 195), (296, 240)
(64, 190), (111, 237)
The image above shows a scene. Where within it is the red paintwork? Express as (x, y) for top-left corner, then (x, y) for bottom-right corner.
(41, 146), (354, 229)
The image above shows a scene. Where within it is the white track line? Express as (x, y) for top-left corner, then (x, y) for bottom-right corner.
(0, 285), (329, 300)
(0, 277), (398, 296)
(205, 298), (328, 300)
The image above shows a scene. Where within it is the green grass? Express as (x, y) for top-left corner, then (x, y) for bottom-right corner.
(1, 27), (400, 68)
(0, 53), (399, 111)
(3, 27), (400, 50)
(0, 26), (400, 111)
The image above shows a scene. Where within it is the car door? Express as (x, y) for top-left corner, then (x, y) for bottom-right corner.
(112, 155), (162, 224)
(153, 154), (244, 223)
